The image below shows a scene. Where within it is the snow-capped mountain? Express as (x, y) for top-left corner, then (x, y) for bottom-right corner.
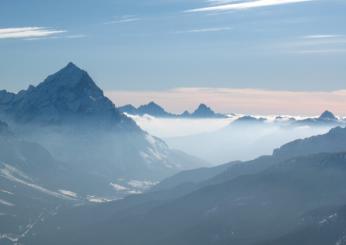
(0, 62), (136, 129)
(0, 63), (203, 181)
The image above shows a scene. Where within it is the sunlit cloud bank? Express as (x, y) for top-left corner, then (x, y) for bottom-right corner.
(106, 88), (346, 117)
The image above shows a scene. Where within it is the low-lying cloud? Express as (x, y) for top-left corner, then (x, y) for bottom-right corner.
(127, 114), (333, 164)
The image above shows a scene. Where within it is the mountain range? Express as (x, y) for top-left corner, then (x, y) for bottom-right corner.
(119, 102), (228, 118)
(225, 110), (345, 129)
(119, 100), (345, 129)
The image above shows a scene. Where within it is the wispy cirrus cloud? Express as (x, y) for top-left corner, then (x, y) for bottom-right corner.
(207, 0), (243, 4)
(174, 27), (233, 34)
(104, 15), (140, 25)
(280, 34), (346, 55)
(0, 27), (66, 39)
(303, 34), (342, 39)
(24, 34), (86, 41)
(296, 49), (346, 54)
(186, 0), (313, 13)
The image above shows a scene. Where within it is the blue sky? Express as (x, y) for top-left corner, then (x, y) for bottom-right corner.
(0, 0), (346, 114)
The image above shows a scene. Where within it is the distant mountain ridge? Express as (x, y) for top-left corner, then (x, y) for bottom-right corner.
(273, 126), (346, 159)
(119, 102), (228, 118)
(230, 110), (344, 128)
(119, 100), (345, 128)
(294, 110), (342, 126)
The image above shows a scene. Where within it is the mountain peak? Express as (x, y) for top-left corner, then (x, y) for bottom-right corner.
(137, 101), (173, 117)
(183, 103), (227, 118)
(194, 103), (212, 112)
(147, 101), (161, 108)
(2, 63), (138, 128)
(197, 103), (209, 110)
(191, 103), (216, 117)
(66, 62), (79, 69)
(319, 110), (337, 121)
(59, 62), (84, 75)
(32, 62), (103, 100)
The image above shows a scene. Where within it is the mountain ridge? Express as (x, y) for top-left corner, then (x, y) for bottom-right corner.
(119, 102), (228, 118)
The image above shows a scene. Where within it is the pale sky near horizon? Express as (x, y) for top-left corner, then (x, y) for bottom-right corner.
(0, 0), (345, 115)
(106, 88), (346, 116)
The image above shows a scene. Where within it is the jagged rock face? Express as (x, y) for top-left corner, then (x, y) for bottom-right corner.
(1, 63), (136, 129)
